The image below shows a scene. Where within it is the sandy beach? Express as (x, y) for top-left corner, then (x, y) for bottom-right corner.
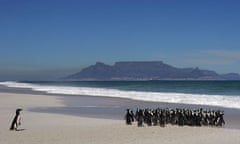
(1, 91), (240, 144)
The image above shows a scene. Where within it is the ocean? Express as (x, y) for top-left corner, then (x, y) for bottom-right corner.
(1, 81), (240, 109)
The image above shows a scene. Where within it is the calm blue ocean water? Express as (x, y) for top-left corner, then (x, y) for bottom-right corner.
(1, 81), (240, 109)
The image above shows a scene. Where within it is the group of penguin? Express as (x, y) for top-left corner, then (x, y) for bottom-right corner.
(125, 108), (225, 127)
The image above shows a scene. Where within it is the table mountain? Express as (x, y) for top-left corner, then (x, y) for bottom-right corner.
(65, 61), (240, 80)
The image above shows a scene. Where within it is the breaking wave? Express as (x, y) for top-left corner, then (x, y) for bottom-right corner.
(1, 81), (240, 109)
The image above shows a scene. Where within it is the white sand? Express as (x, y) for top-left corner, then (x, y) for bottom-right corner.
(0, 92), (240, 144)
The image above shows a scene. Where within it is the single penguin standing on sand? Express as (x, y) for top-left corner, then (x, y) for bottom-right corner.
(10, 108), (22, 131)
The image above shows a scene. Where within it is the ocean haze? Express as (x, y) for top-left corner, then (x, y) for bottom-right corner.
(0, 68), (81, 81)
(1, 61), (240, 81)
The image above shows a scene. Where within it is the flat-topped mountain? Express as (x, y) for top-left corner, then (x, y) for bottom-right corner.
(65, 61), (240, 80)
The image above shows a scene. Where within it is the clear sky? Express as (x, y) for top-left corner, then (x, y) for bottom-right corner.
(0, 0), (240, 80)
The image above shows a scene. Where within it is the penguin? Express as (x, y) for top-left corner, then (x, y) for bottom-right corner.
(125, 109), (132, 125)
(10, 108), (22, 131)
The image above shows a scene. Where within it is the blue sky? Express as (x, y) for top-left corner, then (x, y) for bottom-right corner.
(0, 0), (240, 80)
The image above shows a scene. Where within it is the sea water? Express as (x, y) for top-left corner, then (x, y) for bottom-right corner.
(1, 81), (240, 109)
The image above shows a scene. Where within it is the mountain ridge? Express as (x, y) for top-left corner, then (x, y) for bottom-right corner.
(65, 61), (240, 80)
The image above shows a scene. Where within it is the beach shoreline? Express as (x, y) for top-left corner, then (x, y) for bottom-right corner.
(1, 90), (240, 144)
(1, 85), (240, 129)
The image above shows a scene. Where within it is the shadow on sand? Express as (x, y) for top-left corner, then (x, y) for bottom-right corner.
(15, 129), (26, 131)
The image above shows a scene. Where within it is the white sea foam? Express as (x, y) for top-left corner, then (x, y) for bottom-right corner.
(1, 81), (240, 109)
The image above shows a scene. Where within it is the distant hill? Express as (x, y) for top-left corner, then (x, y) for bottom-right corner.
(65, 61), (240, 80)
